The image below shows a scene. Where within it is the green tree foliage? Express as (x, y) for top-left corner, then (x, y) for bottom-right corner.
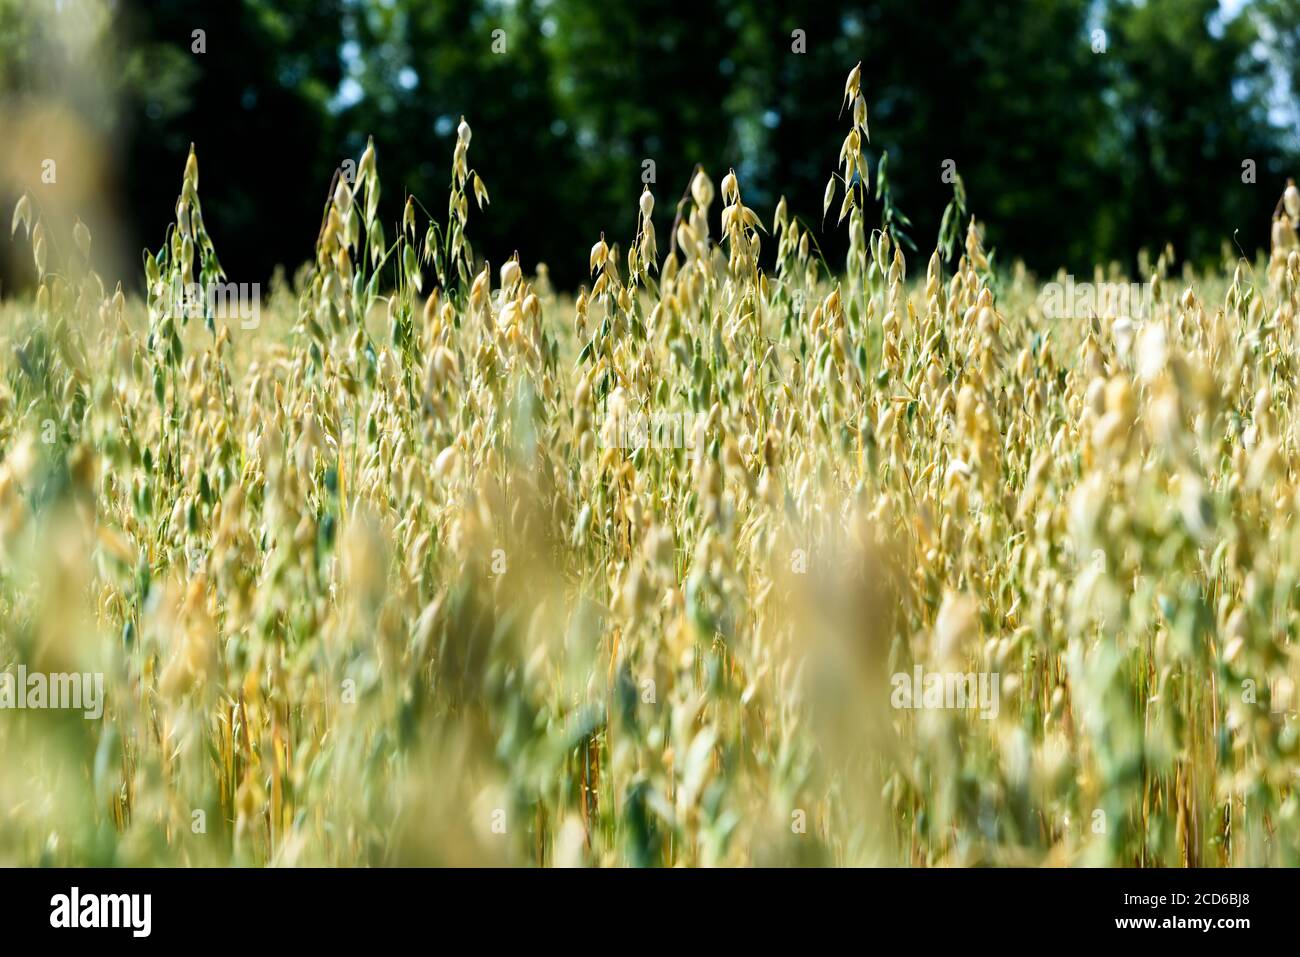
(338, 0), (580, 282)
(1252, 0), (1300, 140)
(2, 0), (1298, 291)
(116, 0), (345, 287)
(1099, 0), (1287, 266)
(727, 0), (1109, 274)
(546, 0), (743, 269)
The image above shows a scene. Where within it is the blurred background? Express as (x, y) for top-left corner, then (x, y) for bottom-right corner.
(1, 0), (1298, 293)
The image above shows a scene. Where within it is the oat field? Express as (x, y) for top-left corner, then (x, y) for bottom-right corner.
(1, 67), (1299, 867)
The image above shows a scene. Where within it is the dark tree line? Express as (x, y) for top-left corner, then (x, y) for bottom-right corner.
(2, 0), (1298, 291)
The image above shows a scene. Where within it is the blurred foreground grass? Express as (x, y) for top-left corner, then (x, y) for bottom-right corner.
(1, 71), (1299, 866)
